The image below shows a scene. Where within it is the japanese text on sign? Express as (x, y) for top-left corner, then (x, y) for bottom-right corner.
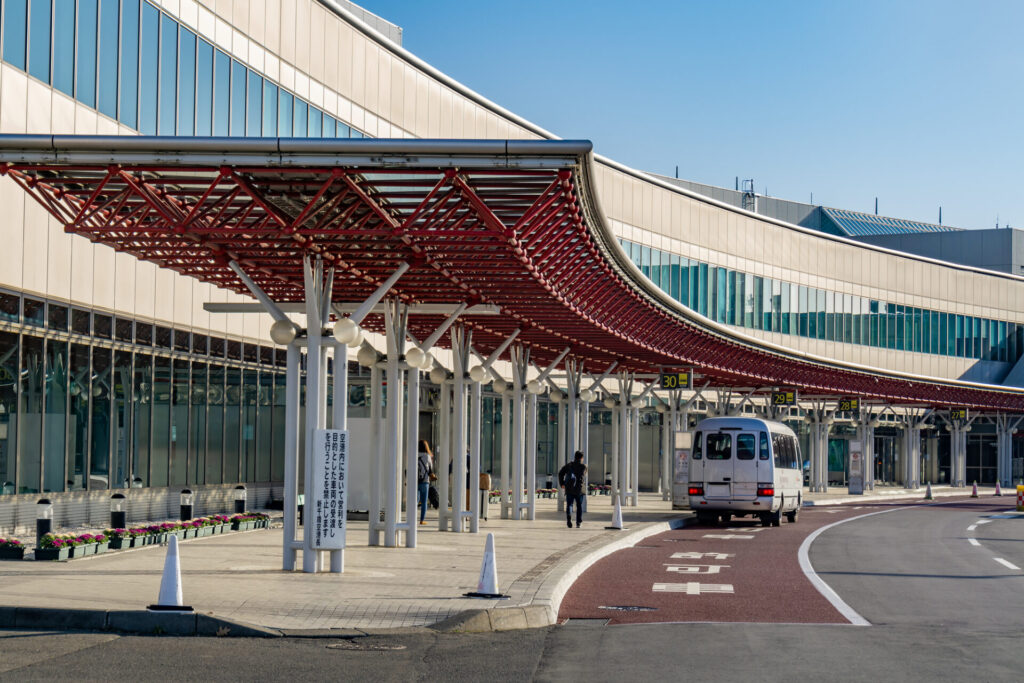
(837, 397), (860, 412)
(312, 429), (348, 550)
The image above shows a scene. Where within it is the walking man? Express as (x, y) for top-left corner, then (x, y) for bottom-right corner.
(559, 451), (587, 528)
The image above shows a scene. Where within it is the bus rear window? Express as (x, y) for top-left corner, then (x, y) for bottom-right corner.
(759, 432), (770, 460)
(706, 433), (731, 460)
(737, 434), (755, 460)
(692, 432), (702, 459)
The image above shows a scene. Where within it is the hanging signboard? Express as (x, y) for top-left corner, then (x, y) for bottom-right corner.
(659, 370), (692, 390)
(837, 397), (860, 412)
(949, 408), (968, 421)
(771, 390), (797, 406)
(312, 428), (348, 550)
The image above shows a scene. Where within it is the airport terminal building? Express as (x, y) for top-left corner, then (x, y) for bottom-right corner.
(0, 0), (1022, 533)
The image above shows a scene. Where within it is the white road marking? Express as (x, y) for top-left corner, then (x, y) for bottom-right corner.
(671, 552), (733, 560)
(703, 534), (754, 540)
(967, 524), (978, 531)
(993, 558), (1021, 571)
(968, 538), (981, 547)
(664, 564), (728, 574)
(975, 519), (992, 525)
(726, 527), (764, 532)
(653, 582), (734, 595)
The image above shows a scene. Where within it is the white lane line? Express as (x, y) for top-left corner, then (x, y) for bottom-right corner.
(967, 524), (978, 531)
(994, 558), (1021, 571)
(975, 519), (992, 525)
(968, 538), (981, 547)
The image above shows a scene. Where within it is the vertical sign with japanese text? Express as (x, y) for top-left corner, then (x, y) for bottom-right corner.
(312, 429), (348, 550)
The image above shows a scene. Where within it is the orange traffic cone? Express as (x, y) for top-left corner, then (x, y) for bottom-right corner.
(970, 481), (978, 498)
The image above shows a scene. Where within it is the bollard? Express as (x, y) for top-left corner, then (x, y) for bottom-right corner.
(110, 493), (127, 528)
(36, 498), (53, 546)
(233, 485), (247, 514)
(179, 489), (194, 521)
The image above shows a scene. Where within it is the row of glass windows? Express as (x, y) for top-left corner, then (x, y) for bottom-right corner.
(0, 329), (290, 495)
(0, 290), (287, 366)
(622, 239), (1024, 364)
(2, 0), (365, 138)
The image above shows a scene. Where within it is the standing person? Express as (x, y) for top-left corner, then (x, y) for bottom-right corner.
(559, 451), (588, 528)
(417, 440), (435, 525)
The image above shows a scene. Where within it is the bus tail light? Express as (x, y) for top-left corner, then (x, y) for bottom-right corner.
(757, 484), (775, 497)
(688, 485), (704, 496)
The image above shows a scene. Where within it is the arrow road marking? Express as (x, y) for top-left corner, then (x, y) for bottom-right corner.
(968, 538), (981, 547)
(994, 558), (1021, 571)
(653, 582), (734, 595)
(703, 534), (754, 540)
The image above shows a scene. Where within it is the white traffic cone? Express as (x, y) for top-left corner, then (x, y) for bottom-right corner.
(994, 480), (1002, 496)
(464, 533), (507, 599)
(147, 535), (193, 612)
(605, 495), (626, 530)
(971, 481), (979, 498)
(924, 483), (933, 500)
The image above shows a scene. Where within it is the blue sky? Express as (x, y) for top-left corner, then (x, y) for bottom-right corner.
(355, 1), (1023, 231)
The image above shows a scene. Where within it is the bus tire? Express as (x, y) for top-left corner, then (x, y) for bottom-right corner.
(760, 514), (771, 527)
(770, 499), (782, 527)
(786, 507), (799, 523)
(696, 512), (715, 525)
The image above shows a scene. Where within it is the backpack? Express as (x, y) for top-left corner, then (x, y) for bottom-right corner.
(560, 464), (577, 490)
(417, 455), (429, 483)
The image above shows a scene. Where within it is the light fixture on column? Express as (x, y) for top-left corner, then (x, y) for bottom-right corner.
(492, 377), (507, 394)
(580, 388), (596, 403)
(655, 403), (667, 414)
(603, 397), (616, 409)
(429, 366), (449, 385)
(549, 389), (564, 403)
(406, 346), (434, 370)
(526, 379), (542, 395)
(269, 319), (298, 345)
(333, 318), (363, 347)
(356, 344), (379, 368)
(631, 398), (643, 409)
(468, 365), (488, 383)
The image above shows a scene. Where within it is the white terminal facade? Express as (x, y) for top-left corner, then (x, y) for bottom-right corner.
(0, 0), (1022, 534)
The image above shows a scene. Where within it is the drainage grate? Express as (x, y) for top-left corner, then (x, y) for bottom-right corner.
(326, 640), (407, 651)
(598, 605), (658, 612)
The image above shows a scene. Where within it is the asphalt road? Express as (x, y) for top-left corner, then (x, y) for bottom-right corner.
(810, 498), (1024, 630)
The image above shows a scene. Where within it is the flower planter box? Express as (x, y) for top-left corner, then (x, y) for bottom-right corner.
(183, 528), (197, 539)
(70, 544), (96, 558)
(35, 547), (70, 561)
(232, 521), (255, 531)
(0, 546), (26, 560)
(109, 537), (133, 550)
(94, 542), (108, 554)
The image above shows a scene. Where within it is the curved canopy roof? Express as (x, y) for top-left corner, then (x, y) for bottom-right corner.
(0, 135), (1020, 411)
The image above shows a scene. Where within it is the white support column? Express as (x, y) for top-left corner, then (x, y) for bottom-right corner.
(500, 389), (511, 519)
(630, 406), (640, 506)
(527, 391), (538, 520)
(510, 345), (528, 521)
(368, 364), (383, 545)
(581, 398), (591, 487)
(660, 402), (671, 500)
(383, 302), (403, 547)
(617, 374), (631, 508)
(610, 406), (619, 503)
(556, 400), (566, 512)
(405, 359), (420, 547)
(438, 380), (451, 530)
(282, 343), (300, 571)
(302, 259), (325, 573)
(469, 378), (482, 533)
(451, 327), (470, 532)
(561, 360), (582, 512)
(863, 420), (876, 490)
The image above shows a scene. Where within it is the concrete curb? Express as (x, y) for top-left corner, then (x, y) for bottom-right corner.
(0, 606), (281, 638)
(431, 516), (693, 633)
(802, 488), (985, 506)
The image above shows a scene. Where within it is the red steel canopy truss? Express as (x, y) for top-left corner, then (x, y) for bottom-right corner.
(1, 136), (1021, 411)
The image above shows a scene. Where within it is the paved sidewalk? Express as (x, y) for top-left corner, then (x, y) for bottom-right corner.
(0, 485), (1004, 633)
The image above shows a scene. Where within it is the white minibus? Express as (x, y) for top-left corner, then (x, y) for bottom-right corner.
(685, 417), (802, 526)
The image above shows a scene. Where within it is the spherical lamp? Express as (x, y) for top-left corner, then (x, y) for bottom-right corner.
(550, 389), (564, 403)
(429, 367), (448, 385)
(655, 403), (667, 414)
(631, 398), (643, 409)
(269, 319), (298, 345)
(469, 365), (488, 383)
(356, 346), (378, 368)
(405, 346), (426, 369)
(580, 389), (596, 403)
(333, 318), (361, 346)
(526, 379), (542, 395)
(492, 377), (507, 394)
(418, 352), (434, 370)
(603, 397), (616, 409)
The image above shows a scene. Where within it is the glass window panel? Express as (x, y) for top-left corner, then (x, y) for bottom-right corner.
(192, 333), (208, 355)
(0, 293), (19, 323)
(0, 332), (18, 495)
(23, 298), (44, 326)
(242, 369), (258, 481)
(262, 81), (277, 136)
(118, 0), (139, 127)
(131, 353), (151, 487)
(278, 90), (293, 136)
(229, 59), (245, 135)
(150, 356), (170, 486)
(206, 364), (223, 484)
(158, 14), (177, 134)
(168, 359), (189, 486)
(246, 70), (261, 135)
(173, 330), (190, 353)
(97, 0), (119, 117)
(679, 258), (690, 306)
(227, 340), (241, 360)
(293, 98), (307, 136)
(71, 308), (90, 334)
(4, 0), (28, 70)
(18, 336), (43, 494)
(350, 128), (363, 138)
(271, 373), (285, 481)
(669, 254), (680, 301)
(307, 106), (321, 137)
(114, 317), (132, 342)
(75, 0), (97, 106)
(209, 336), (224, 358)
(697, 263), (708, 316)
(111, 350), (131, 488)
(649, 248), (660, 287)
(47, 303), (67, 330)
(138, 1), (158, 135)
(336, 120), (351, 137)
(94, 313), (111, 338)
(212, 49), (229, 136)
(176, 27), (196, 135)
(155, 325), (171, 349)
(135, 322), (152, 345)
(322, 113), (335, 138)
(257, 373), (272, 481)
(772, 279), (782, 333)
(28, 0), (51, 82)
(89, 347), (111, 490)
(224, 367), (240, 482)
(43, 339), (67, 493)
(195, 39), (213, 135)
(189, 362), (206, 484)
